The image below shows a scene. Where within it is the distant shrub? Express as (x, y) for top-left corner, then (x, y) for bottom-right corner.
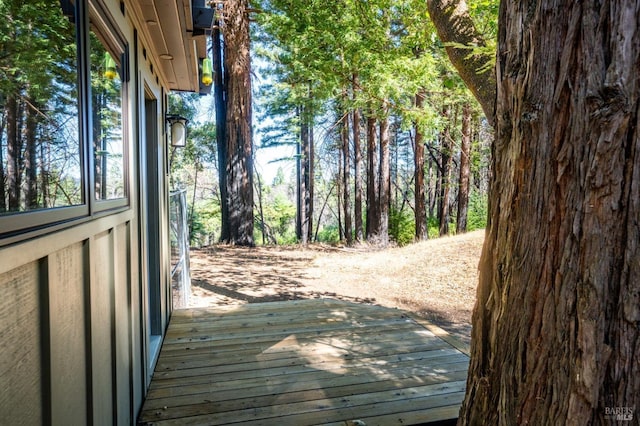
(467, 191), (488, 231)
(316, 224), (340, 244)
(390, 208), (415, 246)
(427, 215), (440, 239)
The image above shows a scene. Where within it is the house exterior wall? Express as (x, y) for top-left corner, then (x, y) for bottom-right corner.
(0, 0), (186, 423)
(0, 212), (142, 424)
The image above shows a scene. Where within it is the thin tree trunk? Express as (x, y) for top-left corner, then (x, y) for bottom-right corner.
(456, 102), (471, 234)
(189, 161), (199, 239)
(25, 100), (38, 209)
(378, 110), (390, 246)
(353, 78), (363, 242)
(213, 19), (230, 242)
(93, 88), (108, 200)
(336, 148), (343, 241)
(0, 98), (7, 212)
(6, 94), (20, 211)
(366, 114), (379, 239)
(255, 170), (266, 245)
(427, 143), (436, 219)
(222, 0), (254, 246)
(414, 92), (427, 241)
(40, 135), (49, 207)
(341, 100), (352, 245)
(438, 105), (452, 236)
(460, 1), (640, 423)
(298, 100), (314, 244)
(306, 120), (314, 242)
(296, 106), (307, 244)
(313, 183), (334, 242)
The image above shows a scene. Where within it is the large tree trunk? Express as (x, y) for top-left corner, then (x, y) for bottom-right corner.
(222, 0), (254, 246)
(456, 102), (471, 234)
(213, 20), (230, 243)
(460, 1), (640, 424)
(414, 91), (427, 241)
(365, 114), (379, 239)
(426, 0), (496, 123)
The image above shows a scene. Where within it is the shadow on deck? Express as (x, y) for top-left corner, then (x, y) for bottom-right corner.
(138, 299), (469, 425)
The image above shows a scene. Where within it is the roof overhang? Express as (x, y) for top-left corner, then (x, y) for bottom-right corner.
(128, 0), (213, 94)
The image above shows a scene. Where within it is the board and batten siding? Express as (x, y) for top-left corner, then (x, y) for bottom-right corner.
(0, 0), (187, 423)
(0, 211), (145, 425)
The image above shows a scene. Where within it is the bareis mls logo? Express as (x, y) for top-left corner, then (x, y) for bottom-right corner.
(604, 407), (634, 421)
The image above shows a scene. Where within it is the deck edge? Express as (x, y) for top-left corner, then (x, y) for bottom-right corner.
(410, 316), (471, 356)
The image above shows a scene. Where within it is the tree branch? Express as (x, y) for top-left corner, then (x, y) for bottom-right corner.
(427, 0), (496, 124)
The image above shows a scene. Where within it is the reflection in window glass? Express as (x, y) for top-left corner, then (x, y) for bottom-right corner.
(0, 0), (82, 214)
(91, 33), (125, 200)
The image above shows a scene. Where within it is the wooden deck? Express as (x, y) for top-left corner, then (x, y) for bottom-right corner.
(138, 299), (469, 425)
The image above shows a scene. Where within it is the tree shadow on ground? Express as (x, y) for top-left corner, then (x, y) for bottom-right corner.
(192, 278), (376, 305)
(190, 244), (471, 346)
(190, 245), (377, 305)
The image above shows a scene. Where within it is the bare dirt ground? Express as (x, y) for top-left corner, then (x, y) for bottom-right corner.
(188, 230), (484, 346)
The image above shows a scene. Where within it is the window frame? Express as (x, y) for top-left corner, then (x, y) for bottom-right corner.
(0, 0), (132, 244)
(88, 0), (131, 212)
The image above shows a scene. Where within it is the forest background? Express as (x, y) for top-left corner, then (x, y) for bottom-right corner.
(168, 0), (498, 247)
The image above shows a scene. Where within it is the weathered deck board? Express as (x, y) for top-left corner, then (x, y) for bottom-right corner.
(139, 299), (469, 425)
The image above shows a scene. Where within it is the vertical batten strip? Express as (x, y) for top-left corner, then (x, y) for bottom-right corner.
(39, 257), (51, 426)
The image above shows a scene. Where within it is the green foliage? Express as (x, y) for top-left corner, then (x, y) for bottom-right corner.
(267, 193), (297, 244)
(255, 172), (298, 245)
(166, 92), (220, 246)
(389, 207), (415, 246)
(189, 200), (221, 247)
(427, 216), (441, 240)
(315, 224), (340, 245)
(447, 0), (499, 75)
(466, 190), (488, 231)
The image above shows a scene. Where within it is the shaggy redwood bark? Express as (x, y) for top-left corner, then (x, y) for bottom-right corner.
(460, 1), (640, 424)
(222, 0), (254, 246)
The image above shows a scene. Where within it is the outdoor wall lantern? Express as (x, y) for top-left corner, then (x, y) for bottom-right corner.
(166, 115), (188, 147)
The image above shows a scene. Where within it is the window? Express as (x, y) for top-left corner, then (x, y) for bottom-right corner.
(90, 30), (126, 201)
(0, 0), (83, 215)
(0, 0), (130, 240)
